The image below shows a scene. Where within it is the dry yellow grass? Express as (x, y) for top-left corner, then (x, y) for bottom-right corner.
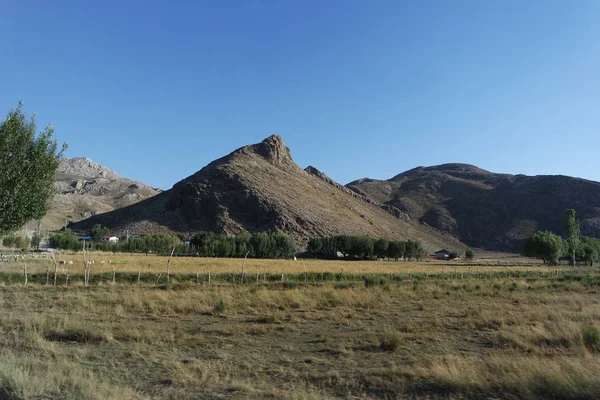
(3, 252), (552, 276)
(0, 273), (600, 398)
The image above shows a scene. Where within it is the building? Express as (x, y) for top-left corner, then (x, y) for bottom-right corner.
(100, 235), (119, 243)
(434, 249), (451, 260)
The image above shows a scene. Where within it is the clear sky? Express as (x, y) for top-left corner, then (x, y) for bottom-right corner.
(2, 1), (599, 189)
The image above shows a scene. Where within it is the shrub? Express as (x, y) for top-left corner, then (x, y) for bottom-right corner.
(334, 282), (355, 289)
(45, 327), (107, 344)
(364, 276), (389, 287)
(213, 298), (227, 314)
(583, 325), (600, 351)
(283, 281), (299, 289)
(379, 330), (403, 352)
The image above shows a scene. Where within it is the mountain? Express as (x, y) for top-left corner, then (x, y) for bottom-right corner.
(41, 158), (161, 230)
(347, 163), (600, 251)
(69, 136), (464, 251)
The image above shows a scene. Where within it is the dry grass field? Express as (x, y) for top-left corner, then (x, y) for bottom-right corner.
(1, 251), (547, 277)
(1, 253), (599, 399)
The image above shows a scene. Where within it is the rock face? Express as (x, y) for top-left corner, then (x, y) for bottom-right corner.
(42, 158), (161, 230)
(347, 163), (600, 251)
(69, 135), (463, 251)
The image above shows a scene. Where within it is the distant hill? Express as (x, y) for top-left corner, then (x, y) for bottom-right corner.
(347, 163), (600, 251)
(69, 136), (464, 252)
(41, 158), (160, 230)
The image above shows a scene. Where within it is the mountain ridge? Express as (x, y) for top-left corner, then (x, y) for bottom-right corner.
(347, 163), (600, 251)
(69, 135), (464, 252)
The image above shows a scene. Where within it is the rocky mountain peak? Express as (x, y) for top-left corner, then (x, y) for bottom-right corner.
(58, 157), (120, 180)
(254, 134), (292, 165)
(41, 157), (161, 230)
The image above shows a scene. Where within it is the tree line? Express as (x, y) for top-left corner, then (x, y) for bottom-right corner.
(189, 231), (296, 259)
(2, 234), (41, 250)
(49, 229), (182, 255)
(524, 209), (600, 266)
(307, 235), (428, 260)
(49, 228), (297, 259)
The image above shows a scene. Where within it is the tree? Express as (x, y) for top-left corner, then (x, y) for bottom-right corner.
(2, 235), (16, 248)
(373, 238), (389, 259)
(15, 235), (30, 250)
(387, 241), (404, 260)
(405, 240), (426, 261)
(578, 237), (600, 266)
(31, 233), (42, 250)
(524, 231), (565, 266)
(465, 248), (475, 260)
(49, 229), (79, 251)
(89, 224), (110, 241)
(349, 236), (374, 259)
(0, 103), (67, 235)
(565, 209), (580, 267)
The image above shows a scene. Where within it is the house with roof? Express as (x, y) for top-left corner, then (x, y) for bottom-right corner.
(100, 235), (119, 243)
(434, 249), (451, 260)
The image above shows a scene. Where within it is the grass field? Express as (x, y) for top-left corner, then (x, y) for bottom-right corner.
(2, 251), (547, 276)
(1, 253), (599, 399)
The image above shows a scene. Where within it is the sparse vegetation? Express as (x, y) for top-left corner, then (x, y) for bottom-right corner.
(0, 261), (599, 399)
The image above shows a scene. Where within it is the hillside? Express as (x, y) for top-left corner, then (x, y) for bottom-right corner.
(41, 158), (161, 230)
(69, 136), (464, 252)
(347, 163), (600, 251)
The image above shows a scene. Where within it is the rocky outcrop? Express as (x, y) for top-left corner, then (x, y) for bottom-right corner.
(41, 158), (161, 230)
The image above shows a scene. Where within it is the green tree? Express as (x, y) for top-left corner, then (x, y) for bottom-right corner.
(373, 238), (389, 259)
(524, 231), (565, 266)
(0, 103), (67, 235)
(49, 229), (80, 251)
(465, 248), (475, 260)
(387, 240), (404, 260)
(31, 233), (42, 250)
(2, 235), (16, 248)
(405, 240), (426, 261)
(565, 209), (580, 267)
(349, 236), (374, 259)
(89, 224), (110, 241)
(15, 235), (30, 250)
(578, 237), (600, 266)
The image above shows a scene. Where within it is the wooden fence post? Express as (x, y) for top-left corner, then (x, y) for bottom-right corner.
(241, 251), (249, 283)
(166, 246), (175, 284)
(52, 256), (59, 286)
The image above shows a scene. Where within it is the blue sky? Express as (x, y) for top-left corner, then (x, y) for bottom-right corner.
(2, 1), (599, 189)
